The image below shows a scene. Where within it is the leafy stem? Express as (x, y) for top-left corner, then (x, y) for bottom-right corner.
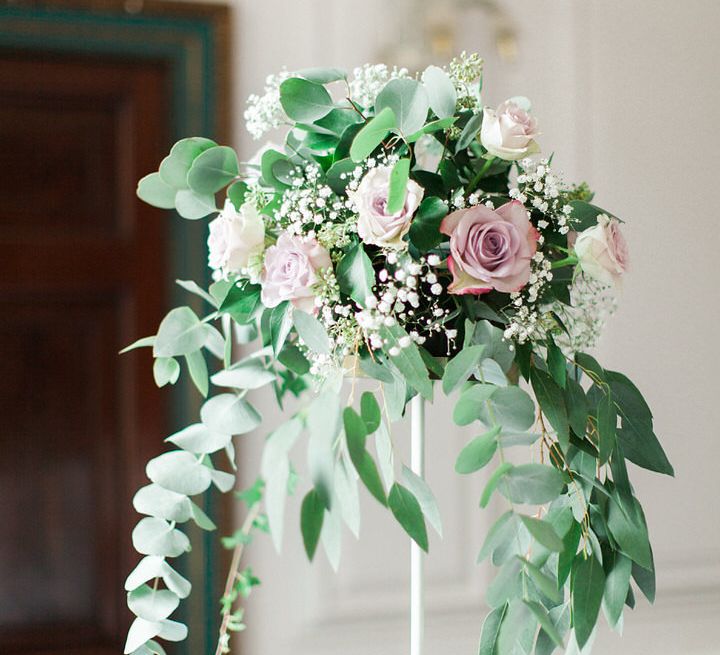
(466, 155), (496, 195)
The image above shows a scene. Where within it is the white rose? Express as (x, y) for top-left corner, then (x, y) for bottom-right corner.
(480, 99), (540, 161)
(207, 199), (265, 276)
(574, 214), (629, 286)
(351, 166), (424, 249)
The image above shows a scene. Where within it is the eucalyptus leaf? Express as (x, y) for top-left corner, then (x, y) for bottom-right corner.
(165, 423), (230, 454)
(187, 145), (239, 194)
(455, 425), (500, 474)
(452, 383), (496, 425)
(146, 451), (213, 496)
(336, 243), (375, 306)
(408, 196), (448, 251)
(572, 554), (606, 649)
(498, 463), (565, 505)
(153, 307), (210, 358)
(280, 77), (334, 122)
(442, 344), (485, 395)
(153, 357), (180, 387)
(200, 393), (261, 435)
(133, 484), (192, 522)
(422, 65), (457, 119)
(388, 483), (428, 552)
(137, 173), (176, 209)
(375, 78), (429, 135)
(128, 585), (179, 622)
(211, 359), (276, 390)
(386, 157), (411, 214)
(300, 488), (325, 560)
(293, 309), (331, 355)
(132, 517), (190, 557)
(174, 188), (217, 220)
(350, 106), (396, 162)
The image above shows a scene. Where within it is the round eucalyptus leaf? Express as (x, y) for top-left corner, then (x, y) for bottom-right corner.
(279, 77), (334, 122)
(133, 483), (192, 522)
(158, 137), (217, 188)
(131, 517), (191, 557)
(200, 393), (262, 435)
(127, 584), (179, 622)
(165, 423), (231, 454)
(125, 617), (162, 654)
(422, 65), (457, 119)
(146, 451), (212, 495)
(137, 173), (176, 210)
(153, 307), (210, 358)
(186, 145), (239, 194)
(174, 189), (217, 220)
(375, 78), (430, 136)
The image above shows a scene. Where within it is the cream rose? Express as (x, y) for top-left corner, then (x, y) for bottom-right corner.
(260, 233), (331, 312)
(351, 166), (424, 249)
(207, 199), (265, 276)
(480, 99), (540, 161)
(574, 214), (629, 286)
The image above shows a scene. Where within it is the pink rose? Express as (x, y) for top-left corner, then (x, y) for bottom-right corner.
(351, 166), (424, 249)
(574, 214), (629, 286)
(440, 200), (539, 294)
(207, 199), (265, 276)
(480, 99), (540, 161)
(260, 233), (331, 312)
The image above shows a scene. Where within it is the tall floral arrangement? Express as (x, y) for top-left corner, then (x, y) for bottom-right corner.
(124, 54), (672, 655)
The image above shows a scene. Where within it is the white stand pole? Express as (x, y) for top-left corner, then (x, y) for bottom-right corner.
(410, 394), (425, 655)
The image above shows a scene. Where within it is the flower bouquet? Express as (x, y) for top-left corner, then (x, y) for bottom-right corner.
(124, 53), (673, 655)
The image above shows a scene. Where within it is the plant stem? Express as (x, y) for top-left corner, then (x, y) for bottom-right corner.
(466, 156), (496, 195)
(214, 503), (261, 655)
(551, 255), (578, 269)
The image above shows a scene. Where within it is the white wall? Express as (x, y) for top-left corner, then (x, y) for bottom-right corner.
(173, 0), (720, 652)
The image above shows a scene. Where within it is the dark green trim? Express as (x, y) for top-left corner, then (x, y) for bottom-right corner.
(0, 5), (226, 654)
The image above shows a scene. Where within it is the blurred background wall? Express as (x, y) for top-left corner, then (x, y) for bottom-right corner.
(204, 1), (720, 653)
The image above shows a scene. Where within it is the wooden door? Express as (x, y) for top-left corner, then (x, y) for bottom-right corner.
(0, 53), (170, 655)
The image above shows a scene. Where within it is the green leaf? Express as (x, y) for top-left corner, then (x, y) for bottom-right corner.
(455, 112), (482, 152)
(278, 343), (310, 375)
(400, 465), (443, 537)
(547, 338), (567, 388)
(379, 323), (433, 400)
(454, 425), (500, 474)
(597, 392), (617, 464)
(200, 393), (261, 435)
(336, 243), (375, 306)
(269, 301), (293, 355)
(388, 483), (428, 552)
(212, 358), (276, 390)
(132, 517), (190, 557)
(531, 368), (569, 449)
(343, 407), (387, 506)
(227, 180), (249, 209)
(408, 196), (448, 251)
(187, 145), (239, 194)
(478, 604), (508, 655)
(326, 157), (358, 194)
(565, 378), (588, 437)
(607, 495), (652, 568)
(293, 309), (331, 355)
(133, 483), (192, 522)
(166, 423), (230, 454)
(296, 67), (347, 84)
(442, 344), (485, 395)
(158, 136), (217, 188)
(146, 451), (212, 495)
(219, 283), (262, 324)
(375, 78), (429, 135)
(120, 335), (156, 354)
(260, 149), (293, 190)
(153, 357), (180, 387)
(478, 511), (515, 562)
(280, 77), (334, 122)
(300, 489), (325, 560)
(482, 385), (535, 431)
(452, 383), (496, 425)
(603, 551), (632, 627)
(558, 521), (582, 586)
(632, 557), (656, 604)
(569, 200), (610, 231)
(137, 173), (176, 209)
(174, 188), (217, 219)
(523, 559), (563, 604)
(307, 391), (341, 508)
(498, 463), (565, 505)
(487, 559), (523, 608)
(405, 116), (456, 143)
(360, 391), (381, 433)
(386, 157), (411, 214)
(480, 462), (513, 508)
(571, 554), (606, 649)
(349, 106), (396, 162)
(185, 350), (208, 397)
(421, 65), (457, 119)
(128, 585), (180, 622)
(519, 515), (564, 552)
(524, 600), (564, 648)
(153, 307), (209, 358)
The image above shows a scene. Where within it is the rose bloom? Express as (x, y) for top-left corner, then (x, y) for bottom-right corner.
(260, 233), (331, 312)
(574, 214), (629, 286)
(351, 166), (424, 249)
(480, 99), (540, 161)
(208, 199), (265, 276)
(440, 200), (539, 294)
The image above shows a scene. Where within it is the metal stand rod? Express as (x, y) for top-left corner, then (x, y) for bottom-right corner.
(410, 394), (425, 655)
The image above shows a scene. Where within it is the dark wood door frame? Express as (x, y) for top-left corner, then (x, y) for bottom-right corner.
(0, 2), (232, 653)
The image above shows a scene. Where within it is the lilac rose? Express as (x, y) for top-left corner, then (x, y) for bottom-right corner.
(480, 99), (540, 161)
(260, 233), (331, 312)
(574, 214), (629, 286)
(351, 165), (424, 249)
(439, 200), (539, 294)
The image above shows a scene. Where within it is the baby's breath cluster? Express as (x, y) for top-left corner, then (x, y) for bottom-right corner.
(244, 71), (290, 140)
(348, 63), (410, 109)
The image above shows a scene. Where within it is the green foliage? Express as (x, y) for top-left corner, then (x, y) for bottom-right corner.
(187, 145), (239, 194)
(531, 367), (570, 449)
(137, 173), (177, 209)
(386, 157), (411, 214)
(293, 309), (331, 355)
(350, 106), (396, 162)
(388, 483), (429, 552)
(455, 426), (500, 474)
(498, 463), (565, 505)
(336, 243), (375, 306)
(408, 196), (448, 251)
(572, 554), (606, 648)
(442, 344), (485, 395)
(421, 65), (457, 119)
(300, 489), (325, 559)
(379, 324), (433, 400)
(343, 407), (387, 506)
(375, 78), (429, 135)
(279, 77), (334, 122)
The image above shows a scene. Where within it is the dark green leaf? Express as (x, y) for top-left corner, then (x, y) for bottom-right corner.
(360, 391), (381, 434)
(547, 338), (567, 388)
(300, 489), (325, 560)
(187, 145), (239, 194)
(603, 551), (632, 627)
(408, 196), (448, 251)
(260, 149), (292, 190)
(455, 425), (500, 474)
(524, 600), (564, 648)
(343, 408), (387, 506)
(597, 392), (617, 464)
(478, 604), (507, 655)
(379, 324), (433, 401)
(336, 243), (375, 306)
(326, 158), (357, 194)
(565, 378), (588, 437)
(388, 483), (428, 552)
(632, 556), (656, 604)
(558, 521), (582, 586)
(455, 112), (482, 152)
(607, 494), (651, 569)
(531, 368), (570, 450)
(571, 554), (605, 649)
(227, 180), (249, 209)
